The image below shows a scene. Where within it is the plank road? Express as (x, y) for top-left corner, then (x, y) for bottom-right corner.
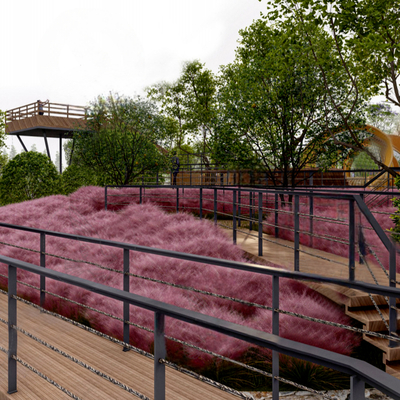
(0, 294), (237, 400)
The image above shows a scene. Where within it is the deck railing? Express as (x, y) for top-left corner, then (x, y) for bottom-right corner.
(2, 238), (400, 399)
(105, 185), (399, 346)
(5, 102), (87, 123)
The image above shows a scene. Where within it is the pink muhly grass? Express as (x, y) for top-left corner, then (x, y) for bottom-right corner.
(0, 186), (359, 368)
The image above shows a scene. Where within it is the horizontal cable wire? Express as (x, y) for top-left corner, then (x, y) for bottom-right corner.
(11, 323), (150, 400)
(5, 291), (253, 400)
(7, 292), (154, 359)
(159, 359), (253, 400)
(367, 245), (400, 286)
(13, 355), (82, 400)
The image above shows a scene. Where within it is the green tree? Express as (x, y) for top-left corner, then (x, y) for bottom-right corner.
(0, 151), (60, 205)
(365, 103), (400, 134)
(72, 94), (174, 185)
(60, 164), (99, 195)
(263, 0), (400, 176)
(147, 61), (218, 167)
(216, 19), (366, 187)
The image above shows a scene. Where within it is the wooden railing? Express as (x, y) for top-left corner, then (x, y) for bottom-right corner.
(5, 102), (87, 123)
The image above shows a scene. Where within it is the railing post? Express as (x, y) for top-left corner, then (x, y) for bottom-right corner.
(123, 249), (130, 351)
(258, 192), (263, 256)
(275, 193), (279, 238)
(105, 186), (108, 211)
(309, 193), (314, 248)
(176, 187), (179, 214)
(350, 376), (365, 400)
(140, 187), (143, 204)
(233, 190), (237, 245)
(358, 193), (365, 264)
(294, 195), (300, 272)
(272, 275), (279, 400)
(154, 312), (166, 400)
(199, 188), (203, 220)
(40, 233), (46, 308)
(238, 190), (241, 227)
(249, 190), (253, 231)
(349, 198), (355, 281)
(213, 188), (217, 226)
(8, 264), (17, 394)
(389, 245), (398, 348)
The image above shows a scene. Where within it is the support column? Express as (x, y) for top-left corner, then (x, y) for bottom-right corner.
(43, 130), (51, 159)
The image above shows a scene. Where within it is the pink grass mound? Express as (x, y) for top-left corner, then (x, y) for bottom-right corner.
(0, 186), (359, 368)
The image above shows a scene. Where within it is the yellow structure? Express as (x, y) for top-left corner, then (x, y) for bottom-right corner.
(348, 125), (400, 169)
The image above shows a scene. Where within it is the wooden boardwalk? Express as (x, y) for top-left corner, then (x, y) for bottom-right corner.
(0, 294), (236, 400)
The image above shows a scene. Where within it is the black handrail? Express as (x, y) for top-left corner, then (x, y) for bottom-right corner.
(3, 255), (400, 400)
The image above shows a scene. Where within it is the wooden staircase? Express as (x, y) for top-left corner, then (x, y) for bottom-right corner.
(224, 228), (400, 379)
(306, 282), (400, 376)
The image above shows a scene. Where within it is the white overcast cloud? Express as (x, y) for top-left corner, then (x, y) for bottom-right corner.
(1, 0), (265, 156)
(1, 0), (265, 109)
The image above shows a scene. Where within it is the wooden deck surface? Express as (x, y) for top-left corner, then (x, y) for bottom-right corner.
(6, 116), (86, 137)
(0, 294), (236, 400)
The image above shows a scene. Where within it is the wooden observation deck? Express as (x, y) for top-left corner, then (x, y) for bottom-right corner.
(5, 101), (87, 172)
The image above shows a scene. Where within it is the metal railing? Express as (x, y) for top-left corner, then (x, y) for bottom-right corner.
(2, 242), (400, 400)
(5, 102), (87, 123)
(105, 185), (399, 345)
(121, 168), (398, 189)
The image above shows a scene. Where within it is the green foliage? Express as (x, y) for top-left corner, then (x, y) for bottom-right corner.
(391, 175), (400, 242)
(198, 350), (349, 391)
(72, 94), (174, 185)
(262, 0), (399, 176)
(59, 164), (99, 195)
(0, 151), (60, 205)
(147, 61), (218, 166)
(216, 18), (366, 186)
(365, 103), (400, 134)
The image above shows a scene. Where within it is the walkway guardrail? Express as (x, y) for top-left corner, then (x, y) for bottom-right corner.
(105, 185), (399, 346)
(2, 246), (400, 400)
(111, 168), (398, 189)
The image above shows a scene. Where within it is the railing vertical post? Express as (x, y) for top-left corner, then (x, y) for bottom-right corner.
(349, 198), (355, 281)
(272, 275), (279, 400)
(154, 312), (166, 400)
(258, 192), (263, 256)
(233, 190), (237, 245)
(105, 186), (108, 211)
(123, 249), (130, 351)
(249, 190), (253, 231)
(294, 195), (300, 271)
(309, 193), (314, 248)
(40, 233), (46, 308)
(350, 376), (365, 400)
(176, 187), (179, 214)
(238, 190), (241, 227)
(389, 245), (398, 348)
(140, 187), (143, 204)
(199, 188), (203, 220)
(358, 193), (365, 264)
(275, 193), (279, 238)
(8, 264), (17, 394)
(213, 188), (217, 226)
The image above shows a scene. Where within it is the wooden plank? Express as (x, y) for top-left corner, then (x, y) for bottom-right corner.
(0, 294), (237, 399)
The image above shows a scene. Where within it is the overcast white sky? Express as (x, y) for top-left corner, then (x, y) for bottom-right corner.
(1, 0), (266, 160)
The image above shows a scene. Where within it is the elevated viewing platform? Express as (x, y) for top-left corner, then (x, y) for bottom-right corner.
(5, 101), (87, 139)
